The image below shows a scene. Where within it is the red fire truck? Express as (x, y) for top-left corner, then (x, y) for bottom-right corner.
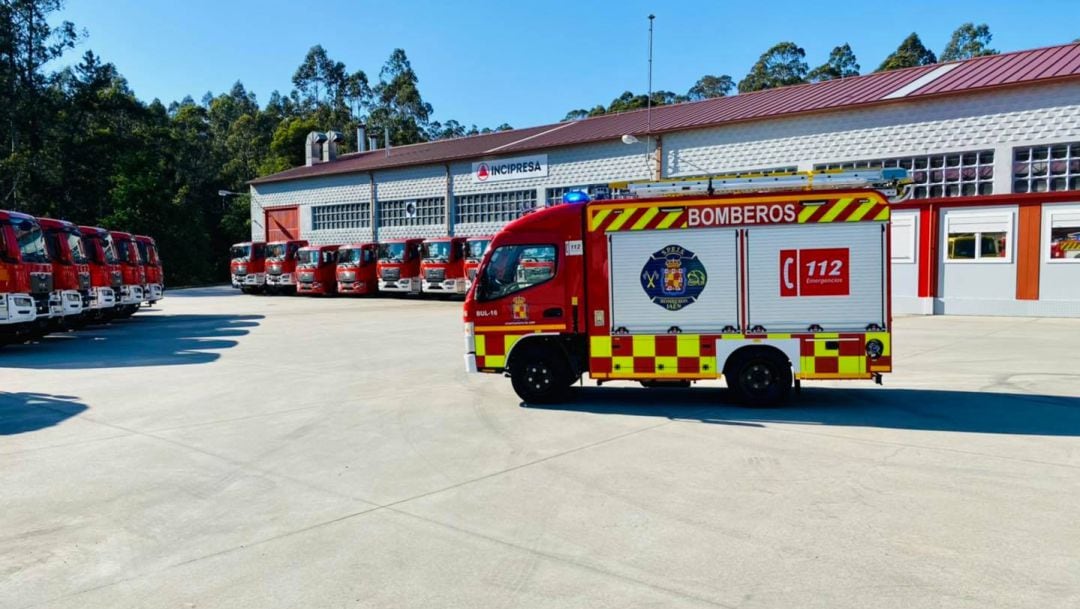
(265, 239), (308, 294)
(134, 235), (164, 304)
(230, 241), (267, 293)
(464, 235), (493, 292)
(376, 238), (423, 294)
(78, 225), (120, 318)
(39, 218), (90, 325)
(420, 236), (468, 295)
(295, 244), (339, 295)
(1, 210), (56, 343)
(336, 243), (378, 295)
(463, 170), (906, 405)
(109, 231), (145, 317)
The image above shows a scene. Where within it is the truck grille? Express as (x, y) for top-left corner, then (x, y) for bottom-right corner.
(424, 268), (446, 282)
(381, 268), (400, 281)
(298, 271), (315, 283)
(111, 270), (123, 288)
(269, 266), (282, 276)
(78, 273), (91, 291)
(30, 272), (52, 294)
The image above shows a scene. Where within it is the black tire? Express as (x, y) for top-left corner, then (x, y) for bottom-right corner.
(510, 345), (572, 404)
(726, 349), (792, 407)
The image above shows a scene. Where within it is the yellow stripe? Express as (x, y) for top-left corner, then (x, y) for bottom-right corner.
(474, 324), (566, 332)
(589, 209), (612, 231)
(630, 207), (659, 230)
(845, 201), (878, 222)
(605, 209), (634, 232)
(656, 210), (683, 229)
(819, 198), (853, 223)
(873, 207), (890, 221)
(798, 204), (819, 223)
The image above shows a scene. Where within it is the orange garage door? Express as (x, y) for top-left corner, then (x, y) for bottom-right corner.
(265, 207), (299, 241)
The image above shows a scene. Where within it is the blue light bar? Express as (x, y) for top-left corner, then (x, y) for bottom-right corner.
(562, 190), (590, 204)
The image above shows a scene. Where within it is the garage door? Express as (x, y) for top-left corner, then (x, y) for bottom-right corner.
(265, 207), (299, 241)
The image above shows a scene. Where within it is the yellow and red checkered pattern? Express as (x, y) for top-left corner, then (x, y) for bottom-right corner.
(473, 325), (566, 370)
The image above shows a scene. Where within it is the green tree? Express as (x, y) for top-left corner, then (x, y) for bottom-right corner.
(368, 48), (433, 145)
(686, 74), (734, 100)
(877, 33), (937, 72)
(807, 44), (860, 82)
(940, 23), (998, 61)
(738, 42), (808, 93)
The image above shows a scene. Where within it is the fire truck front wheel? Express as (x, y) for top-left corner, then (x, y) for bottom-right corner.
(725, 347), (792, 407)
(509, 344), (573, 404)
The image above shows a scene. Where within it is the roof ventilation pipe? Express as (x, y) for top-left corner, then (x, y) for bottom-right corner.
(368, 136), (378, 151)
(324, 131), (344, 163)
(305, 131), (327, 166)
(384, 126), (390, 157)
(357, 124), (367, 152)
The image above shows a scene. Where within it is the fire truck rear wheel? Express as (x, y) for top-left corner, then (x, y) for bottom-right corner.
(510, 346), (572, 404)
(726, 349), (792, 407)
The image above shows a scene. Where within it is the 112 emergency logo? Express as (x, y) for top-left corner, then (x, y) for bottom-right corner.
(641, 245), (707, 311)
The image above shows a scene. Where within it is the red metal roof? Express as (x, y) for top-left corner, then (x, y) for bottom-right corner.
(252, 42), (1080, 186)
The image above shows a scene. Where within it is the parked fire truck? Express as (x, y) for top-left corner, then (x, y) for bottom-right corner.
(265, 239), (308, 294)
(336, 243), (378, 295)
(230, 241), (267, 293)
(134, 235), (164, 304)
(463, 170), (907, 405)
(78, 225), (120, 318)
(1, 210), (56, 343)
(295, 244), (339, 295)
(39, 218), (90, 325)
(377, 238), (423, 294)
(109, 231), (145, 317)
(421, 236), (468, 295)
(464, 235), (493, 292)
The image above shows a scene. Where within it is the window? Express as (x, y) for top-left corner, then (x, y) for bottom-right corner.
(544, 184), (635, 206)
(890, 214), (917, 263)
(476, 244), (557, 301)
(379, 197), (444, 227)
(312, 203), (370, 230)
(816, 151), (994, 199)
(945, 211), (1013, 263)
(1013, 143), (1080, 193)
(1044, 204), (1080, 262)
(456, 190), (537, 224)
(12, 220), (49, 263)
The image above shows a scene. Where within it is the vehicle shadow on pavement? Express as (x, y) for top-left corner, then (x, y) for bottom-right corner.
(525, 385), (1080, 436)
(0, 314), (264, 369)
(0, 392), (88, 435)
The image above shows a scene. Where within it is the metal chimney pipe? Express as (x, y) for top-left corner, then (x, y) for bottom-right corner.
(357, 124), (367, 152)
(368, 136), (377, 151)
(384, 126), (390, 157)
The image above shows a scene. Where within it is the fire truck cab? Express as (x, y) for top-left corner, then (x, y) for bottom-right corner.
(295, 244), (339, 295)
(420, 236), (468, 295)
(78, 225), (119, 318)
(1, 210), (53, 342)
(336, 243), (378, 295)
(464, 235), (493, 292)
(134, 235), (164, 304)
(39, 218), (90, 324)
(230, 241), (267, 293)
(265, 239), (308, 294)
(377, 238), (423, 294)
(464, 170), (905, 405)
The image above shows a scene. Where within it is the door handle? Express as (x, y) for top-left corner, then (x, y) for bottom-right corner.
(543, 307), (563, 318)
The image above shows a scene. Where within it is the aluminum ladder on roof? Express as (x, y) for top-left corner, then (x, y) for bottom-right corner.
(620, 168), (912, 202)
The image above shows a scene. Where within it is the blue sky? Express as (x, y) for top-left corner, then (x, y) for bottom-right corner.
(54, 0), (1079, 128)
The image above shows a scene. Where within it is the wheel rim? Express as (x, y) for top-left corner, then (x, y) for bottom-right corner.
(524, 362), (553, 393)
(741, 361), (774, 395)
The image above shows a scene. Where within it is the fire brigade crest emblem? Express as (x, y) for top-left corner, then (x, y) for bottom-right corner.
(640, 245), (707, 311)
(511, 296), (528, 320)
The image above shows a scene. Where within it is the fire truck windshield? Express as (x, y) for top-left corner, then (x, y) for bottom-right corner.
(338, 248), (365, 265)
(296, 249), (320, 265)
(378, 242), (406, 262)
(476, 244), (557, 301)
(266, 243), (288, 260)
(421, 241), (450, 262)
(101, 234), (119, 264)
(466, 239), (490, 261)
(12, 220), (49, 263)
(66, 231), (89, 264)
(231, 244), (251, 261)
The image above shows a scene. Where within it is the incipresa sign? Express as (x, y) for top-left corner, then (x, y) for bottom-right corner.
(472, 154), (548, 184)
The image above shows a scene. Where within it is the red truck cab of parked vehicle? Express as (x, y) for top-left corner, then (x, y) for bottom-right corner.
(39, 218), (90, 323)
(230, 241), (267, 293)
(420, 236), (468, 295)
(134, 235), (164, 304)
(265, 239), (308, 294)
(464, 235), (492, 292)
(78, 225), (120, 317)
(1, 210), (55, 342)
(376, 238), (423, 294)
(109, 231), (145, 315)
(463, 171), (904, 405)
(295, 244), (339, 295)
(336, 243), (378, 295)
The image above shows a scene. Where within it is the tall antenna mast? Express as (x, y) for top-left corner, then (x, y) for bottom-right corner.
(646, 14), (655, 136)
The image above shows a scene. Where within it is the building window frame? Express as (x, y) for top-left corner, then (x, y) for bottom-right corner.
(455, 190), (537, 224)
(816, 152), (994, 199)
(379, 196), (445, 227)
(1013, 143), (1080, 194)
(943, 209), (1014, 264)
(311, 202), (371, 231)
(890, 213), (918, 264)
(1042, 203), (1080, 264)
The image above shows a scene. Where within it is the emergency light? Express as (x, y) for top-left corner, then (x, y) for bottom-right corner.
(563, 191), (590, 204)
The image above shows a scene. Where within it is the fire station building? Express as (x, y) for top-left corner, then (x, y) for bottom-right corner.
(250, 42), (1080, 317)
